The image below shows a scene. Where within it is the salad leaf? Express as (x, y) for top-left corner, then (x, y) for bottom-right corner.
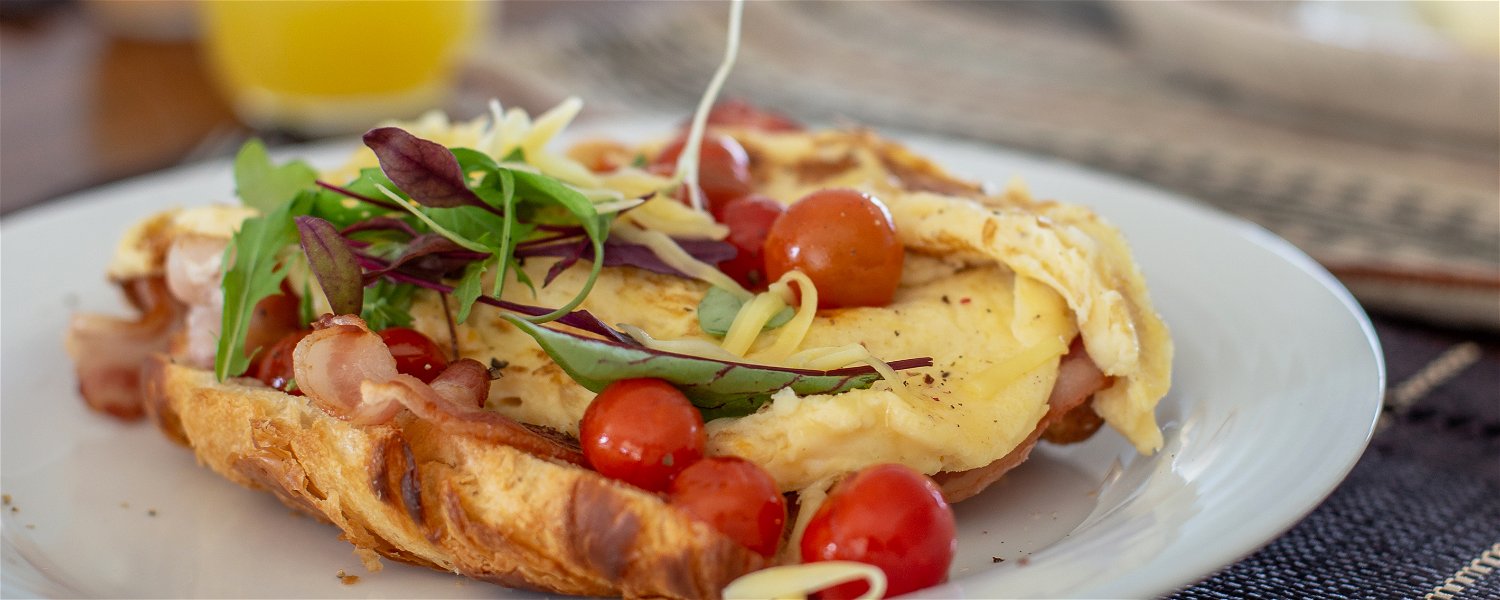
(502, 314), (933, 420)
(361, 279), (416, 330)
(452, 258), (491, 324)
(294, 216), (362, 316)
(363, 127), (490, 210)
(215, 195), (311, 380)
(233, 139), (318, 213)
(697, 286), (793, 337)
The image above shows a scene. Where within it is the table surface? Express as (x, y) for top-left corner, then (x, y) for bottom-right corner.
(2, 2), (1497, 599)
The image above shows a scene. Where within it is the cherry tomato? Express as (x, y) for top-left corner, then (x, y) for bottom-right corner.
(378, 327), (449, 384)
(717, 194), (786, 291)
(799, 464), (956, 599)
(705, 100), (804, 132)
(253, 329), (310, 395)
(579, 379), (706, 492)
(668, 456), (787, 557)
(650, 132), (753, 216)
(763, 189), (904, 309)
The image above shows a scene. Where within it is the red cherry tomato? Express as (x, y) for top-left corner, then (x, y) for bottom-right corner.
(378, 327), (449, 384)
(763, 189), (904, 309)
(253, 329), (310, 395)
(717, 194), (786, 291)
(705, 99), (804, 132)
(799, 464), (956, 599)
(579, 379), (706, 492)
(651, 132), (753, 216)
(668, 456), (787, 557)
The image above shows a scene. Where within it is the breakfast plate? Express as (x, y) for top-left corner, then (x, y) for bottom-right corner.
(0, 118), (1384, 598)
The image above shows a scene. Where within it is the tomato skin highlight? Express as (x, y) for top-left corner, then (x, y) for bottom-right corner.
(717, 194), (786, 291)
(763, 189), (904, 309)
(579, 379), (706, 493)
(378, 327), (449, 384)
(799, 464), (956, 599)
(668, 456), (787, 557)
(253, 329), (310, 395)
(651, 132), (753, 217)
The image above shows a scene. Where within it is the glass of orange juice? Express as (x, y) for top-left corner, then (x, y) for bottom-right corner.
(199, 1), (486, 135)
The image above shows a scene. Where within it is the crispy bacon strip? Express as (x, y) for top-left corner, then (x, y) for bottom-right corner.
(67, 277), (185, 420)
(936, 340), (1109, 502)
(295, 314), (585, 466)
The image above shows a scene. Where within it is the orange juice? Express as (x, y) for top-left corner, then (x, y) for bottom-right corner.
(200, 1), (485, 134)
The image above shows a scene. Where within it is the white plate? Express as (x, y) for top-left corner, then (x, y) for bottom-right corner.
(0, 120), (1384, 599)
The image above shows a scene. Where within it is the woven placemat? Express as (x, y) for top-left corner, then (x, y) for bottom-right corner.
(470, 1), (1500, 330)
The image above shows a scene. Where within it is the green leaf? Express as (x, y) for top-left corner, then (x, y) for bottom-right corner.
(452, 258), (490, 324)
(503, 314), (892, 420)
(361, 280), (416, 330)
(234, 139), (318, 213)
(215, 195), (312, 380)
(697, 286), (794, 337)
(298, 278), (317, 326)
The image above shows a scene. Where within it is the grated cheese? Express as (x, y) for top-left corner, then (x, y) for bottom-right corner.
(672, 0), (746, 212)
(721, 291), (789, 356)
(722, 561), (886, 600)
(622, 196), (729, 240)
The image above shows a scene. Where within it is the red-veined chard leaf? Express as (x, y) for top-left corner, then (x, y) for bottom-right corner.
(294, 216), (363, 316)
(501, 314), (933, 420)
(215, 194), (312, 380)
(233, 139), (317, 213)
(363, 127), (490, 210)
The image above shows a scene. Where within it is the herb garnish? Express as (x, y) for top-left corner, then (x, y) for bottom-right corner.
(214, 124), (931, 407)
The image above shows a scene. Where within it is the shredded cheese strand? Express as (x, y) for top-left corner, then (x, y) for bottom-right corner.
(623, 197), (729, 240)
(612, 223), (751, 298)
(673, 0), (745, 212)
(759, 271), (819, 360)
(722, 561), (886, 600)
(721, 292), (789, 356)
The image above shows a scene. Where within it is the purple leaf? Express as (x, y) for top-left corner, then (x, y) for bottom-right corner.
(362, 127), (489, 209)
(295, 216), (363, 316)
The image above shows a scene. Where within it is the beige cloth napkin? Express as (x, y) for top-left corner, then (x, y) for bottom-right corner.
(468, 1), (1500, 329)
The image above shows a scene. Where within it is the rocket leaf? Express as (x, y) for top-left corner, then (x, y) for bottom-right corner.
(233, 139), (318, 213)
(215, 194), (313, 380)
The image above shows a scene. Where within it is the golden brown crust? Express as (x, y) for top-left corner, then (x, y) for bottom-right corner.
(141, 355), (767, 598)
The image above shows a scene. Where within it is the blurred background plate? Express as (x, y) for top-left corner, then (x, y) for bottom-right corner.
(1113, 0), (1498, 143)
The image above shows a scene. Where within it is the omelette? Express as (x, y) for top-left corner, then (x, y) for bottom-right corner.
(96, 106), (1170, 496)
